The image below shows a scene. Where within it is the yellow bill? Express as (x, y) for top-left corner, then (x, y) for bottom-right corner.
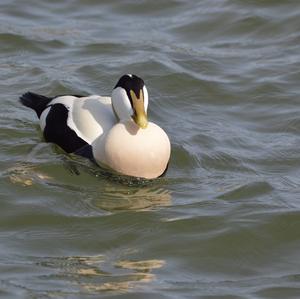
(130, 89), (148, 129)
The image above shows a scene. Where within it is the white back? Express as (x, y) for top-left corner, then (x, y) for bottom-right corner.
(44, 95), (116, 144)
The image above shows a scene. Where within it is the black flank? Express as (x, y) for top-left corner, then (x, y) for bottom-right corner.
(43, 103), (90, 154)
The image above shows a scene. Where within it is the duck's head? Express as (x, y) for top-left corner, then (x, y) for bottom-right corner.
(112, 74), (149, 129)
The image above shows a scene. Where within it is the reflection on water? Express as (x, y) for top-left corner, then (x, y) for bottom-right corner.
(5, 162), (169, 295)
(6, 160), (172, 211)
(6, 162), (52, 187)
(116, 259), (165, 270)
(37, 254), (165, 295)
(92, 185), (171, 211)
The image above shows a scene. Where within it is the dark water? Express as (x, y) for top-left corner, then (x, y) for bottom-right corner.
(1, 0), (300, 298)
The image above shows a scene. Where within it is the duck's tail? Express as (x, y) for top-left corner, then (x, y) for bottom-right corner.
(20, 92), (52, 118)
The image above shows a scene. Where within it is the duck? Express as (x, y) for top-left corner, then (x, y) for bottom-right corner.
(20, 74), (171, 179)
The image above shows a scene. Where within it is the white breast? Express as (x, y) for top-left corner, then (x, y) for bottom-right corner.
(92, 120), (171, 179)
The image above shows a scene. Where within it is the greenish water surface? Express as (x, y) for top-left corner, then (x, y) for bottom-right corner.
(1, 1), (300, 298)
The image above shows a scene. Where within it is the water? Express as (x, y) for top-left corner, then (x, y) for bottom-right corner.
(1, 0), (300, 298)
